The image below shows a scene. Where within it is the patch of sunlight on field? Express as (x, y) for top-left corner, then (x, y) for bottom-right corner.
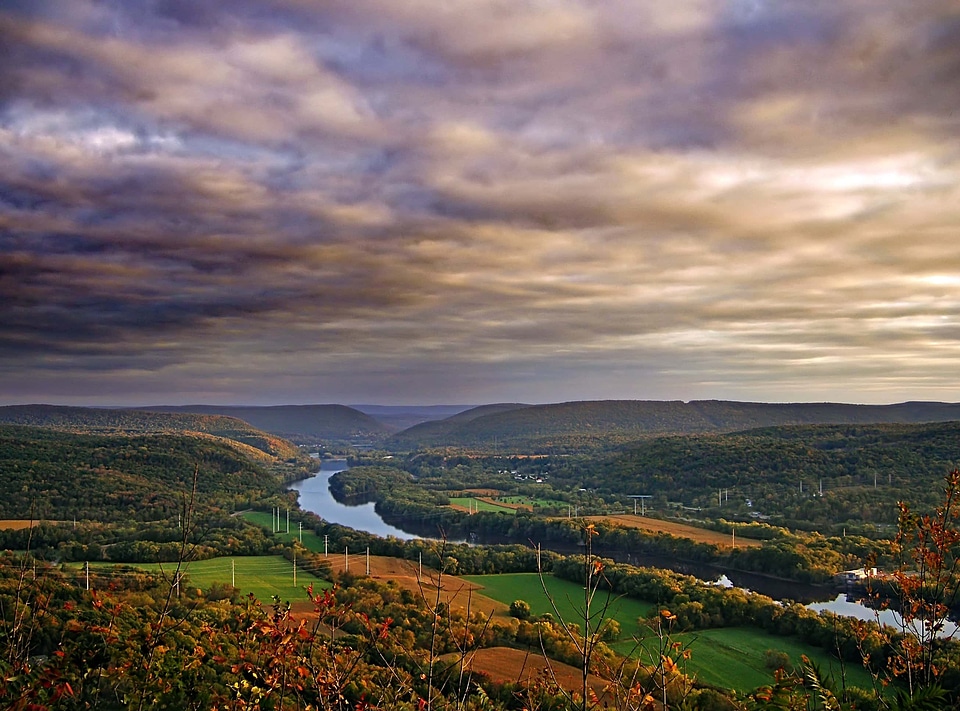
(241, 510), (329, 554)
(448, 498), (517, 514)
(615, 627), (877, 693)
(78, 556), (330, 603)
(462, 572), (655, 634)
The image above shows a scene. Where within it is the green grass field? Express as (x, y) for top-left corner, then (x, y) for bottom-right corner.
(241, 510), (330, 554)
(462, 573), (655, 635)
(76, 555), (330, 603)
(615, 626), (878, 693)
(498, 496), (568, 509)
(449, 498), (518, 514)
(464, 573), (877, 694)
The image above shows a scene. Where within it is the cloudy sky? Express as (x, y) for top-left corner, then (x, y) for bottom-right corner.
(2, 1), (959, 407)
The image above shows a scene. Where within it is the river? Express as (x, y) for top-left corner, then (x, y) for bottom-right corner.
(287, 459), (417, 540)
(289, 461), (943, 625)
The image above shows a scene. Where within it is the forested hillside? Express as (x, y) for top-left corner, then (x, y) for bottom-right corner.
(137, 403), (389, 443)
(386, 403), (530, 448)
(589, 421), (960, 527)
(389, 399), (960, 451)
(0, 425), (284, 523)
(0, 404), (299, 460)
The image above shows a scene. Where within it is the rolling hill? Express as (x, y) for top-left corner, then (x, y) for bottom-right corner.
(0, 424), (283, 522)
(349, 404), (476, 431)
(387, 399), (960, 451)
(0, 404), (299, 460)
(590, 420), (960, 528)
(133, 404), (389, 444)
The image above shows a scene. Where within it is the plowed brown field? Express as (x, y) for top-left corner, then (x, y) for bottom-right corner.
(295, 554), (508, 617)
(450, 647), (611, 699)
(0, 520), (43, 530)
(583, 515), (761, 548)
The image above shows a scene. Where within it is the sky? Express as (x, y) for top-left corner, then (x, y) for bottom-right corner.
(2, 1), (960, 407)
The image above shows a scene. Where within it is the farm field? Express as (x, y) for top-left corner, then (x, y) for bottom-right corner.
(448, 647), (610, 700)
(448, 495), (568, 514)
(614, 626), (878, 694)
(238, 512), (504, 612)
(499, 495), (568, 509)
(465, 574), (877, 694)
(320, 553), (510, 618)
(0, 519), (47, 530)
(583, 514), (762, 548)
(74, 556), (329, 603)
(461, 572), (655, 631)
(448, 497), (519, 514)
(241, 510), (328, 553)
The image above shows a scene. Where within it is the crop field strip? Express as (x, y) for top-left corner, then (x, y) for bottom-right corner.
(68, 556), (331, 603)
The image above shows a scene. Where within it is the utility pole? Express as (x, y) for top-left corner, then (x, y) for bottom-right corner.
(293, 551), (297, 587)
(299, 521), (302, 543)
(344, 546), (348, 572)
(630, 495), (651, 515)
(85, 561), (89, 591)
(232, 559), (235, 588)
(366, 547), (370, 575)
(324, 534), (328, 557)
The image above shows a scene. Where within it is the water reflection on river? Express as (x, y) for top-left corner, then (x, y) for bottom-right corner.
(288, 459), (416, 540)
(810, 594), (959, 638)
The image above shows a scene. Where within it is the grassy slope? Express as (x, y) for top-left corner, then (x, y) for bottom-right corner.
(449, 498), (519, 514)
(241, 510), (328, 553)
(617, 627), (878, 694)
(463, 573), (877, 694)
(461, 573), (655, 633)
(80, 556), (330, 603)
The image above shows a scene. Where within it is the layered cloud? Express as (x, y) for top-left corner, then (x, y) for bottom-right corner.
(2, 0), (959, 404)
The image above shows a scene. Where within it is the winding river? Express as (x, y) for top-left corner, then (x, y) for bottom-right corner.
(287, 459), (416, 540)
(289, 460), (953, 630)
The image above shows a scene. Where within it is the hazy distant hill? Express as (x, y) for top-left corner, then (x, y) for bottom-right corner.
(0, 404), (299, 460)
(387, 403), (530, 448)
(350, 404), (475, 431)
(388, 399), (960, 451)
(136, 404), (389, 444)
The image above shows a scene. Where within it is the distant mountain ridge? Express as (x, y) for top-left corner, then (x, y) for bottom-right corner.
(350, 404), (476, 431)
(7, 400), (960, 453)
(0, 404), (299, 460)
(135, 404), (389, 444)
(387, 399), (960, 450)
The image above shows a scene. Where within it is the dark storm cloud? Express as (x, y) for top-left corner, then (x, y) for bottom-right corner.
(2, 0), (960, 405)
